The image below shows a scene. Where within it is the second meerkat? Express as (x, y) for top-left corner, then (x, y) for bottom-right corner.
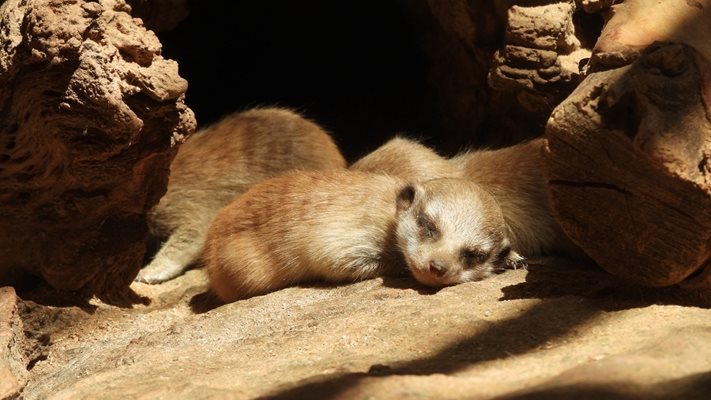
(136, 107), (347, 284)
(450, 139), (582, 258)
(351, 137), (582, 259)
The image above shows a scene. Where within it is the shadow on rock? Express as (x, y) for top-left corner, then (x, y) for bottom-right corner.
(18, 282), (99, 313)
(261, 297), (601, 399)
(296, 274), (442, 296)
(380, 275), (443, 295)
(188, 290), (223, 314)
(495, 370), (711, 400)
(501, 257), (711, 310)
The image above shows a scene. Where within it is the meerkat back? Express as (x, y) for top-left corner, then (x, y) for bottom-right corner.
(203, 170), (406, 302)
(136, 107), (347, 284)
(350, 137), (457, 181)
(160, 108), (346, 220)
(450, 139), (582, 258)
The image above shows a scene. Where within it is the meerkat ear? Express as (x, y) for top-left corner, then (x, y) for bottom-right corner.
(396, 184), (421, 211)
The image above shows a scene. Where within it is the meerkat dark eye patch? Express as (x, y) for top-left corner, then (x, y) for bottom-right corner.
(461, 248), (488, 265)
(416, 213), (439, 240)
(396, 184), (417, 211)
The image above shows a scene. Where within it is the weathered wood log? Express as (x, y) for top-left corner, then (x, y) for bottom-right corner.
(0, 0), (196, 301)
(544, 38), (711, 286)
(545, 0), (711, 288)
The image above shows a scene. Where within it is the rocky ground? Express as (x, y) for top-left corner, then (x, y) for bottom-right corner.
(4, 259), (711, 399)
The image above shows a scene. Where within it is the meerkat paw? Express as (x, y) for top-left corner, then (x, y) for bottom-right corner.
(505, 251), (528, 270)
(135, 259), (186, 284)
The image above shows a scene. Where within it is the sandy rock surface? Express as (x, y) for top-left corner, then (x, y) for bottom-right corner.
(8, 260), (711, 399)
(0, 287), (27, 400)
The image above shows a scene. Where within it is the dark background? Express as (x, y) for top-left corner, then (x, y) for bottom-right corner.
(158, 1), (443, 162)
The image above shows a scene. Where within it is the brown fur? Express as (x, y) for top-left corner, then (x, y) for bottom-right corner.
(353, 137), (582, 259)
(136, 107), (347, 284)
(451, 139), (582, 258)
(203, 170), (521, 303)
(350, 137), (455, 181)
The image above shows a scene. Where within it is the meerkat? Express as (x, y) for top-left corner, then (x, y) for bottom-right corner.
(203, 170), (524, 303)
(450, 139), (583, 258)
(135, 107), (347, 284)
(352, 137), (582, 259)
(350, 137), (456, 181)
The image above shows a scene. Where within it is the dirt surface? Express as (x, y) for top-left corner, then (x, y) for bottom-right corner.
(11, 259), (711, 399)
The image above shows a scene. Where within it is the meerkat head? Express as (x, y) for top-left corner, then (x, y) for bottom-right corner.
(395, 178), (526, 287)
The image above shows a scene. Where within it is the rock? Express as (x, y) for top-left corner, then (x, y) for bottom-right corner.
(0, 0), (196, 301)
(544, 43), (711, 286)
(126, 0), (189, 32)
(398, 1), (600, 148)
(578, 0), (614, 14)
(14, 266), (711, 399)
(591, 0), (711, 70)
(500, 327), (711, 400)
(488, 1), (593, 140)
(0, 287), (27, 400)
(505, 1), (580, 51)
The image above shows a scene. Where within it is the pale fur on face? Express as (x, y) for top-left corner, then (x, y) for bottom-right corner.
(395, 178), (526, 287)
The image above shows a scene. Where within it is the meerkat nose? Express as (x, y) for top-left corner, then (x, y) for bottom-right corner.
(429, 260), (447, 277)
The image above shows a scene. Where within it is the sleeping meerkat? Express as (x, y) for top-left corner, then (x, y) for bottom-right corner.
(203, 170), (523, 303)
(352, 136), (583, 259)
(350, 136), (456, 181)
(450, 139), (583, 258)
(136, 107), (347, 284)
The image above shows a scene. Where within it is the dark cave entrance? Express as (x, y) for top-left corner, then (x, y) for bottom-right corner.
(158, 1), (442, 162)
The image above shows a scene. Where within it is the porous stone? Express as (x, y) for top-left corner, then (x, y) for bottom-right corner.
(489, 1), (593, 138)
(126, 0), (189, 32)
(0, 0), (196, 301)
